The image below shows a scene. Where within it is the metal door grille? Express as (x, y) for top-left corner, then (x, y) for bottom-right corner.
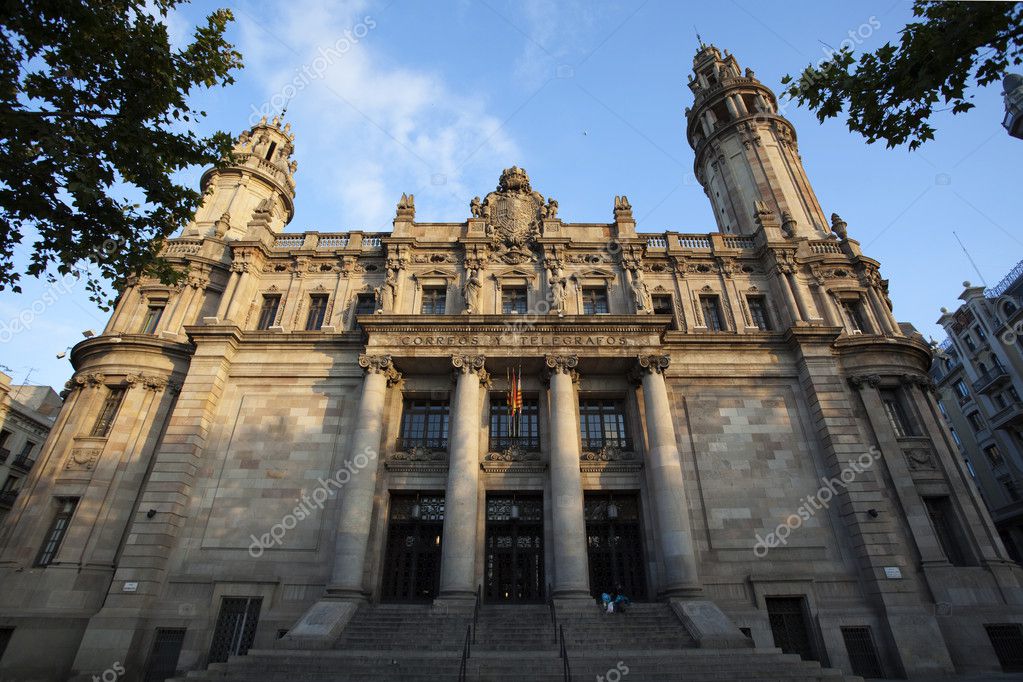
(985, 623), (1023, 672)
(208, 597), (261, 664)
(841, 626), (883, 678)
(766, 596), (816, 661)
(144, 628), (186, 682)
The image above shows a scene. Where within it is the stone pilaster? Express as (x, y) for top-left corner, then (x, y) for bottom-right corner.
(545, 354), (590, 599)
(287, 353), (400, 646)
(438, 354), (486, 600)
(636, 355), (702, 597)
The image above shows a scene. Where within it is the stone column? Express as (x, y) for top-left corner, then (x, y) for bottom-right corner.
(776, 267), (803, 326)
(327, 354), (400, 598)
(545, 354), (591, 599)
(637, 355), (702, 597)
(786, 272), (813, 322)
(438, 354), (486, 600)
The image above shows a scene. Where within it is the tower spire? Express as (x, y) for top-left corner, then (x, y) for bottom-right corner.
(684, 48), (829, 239)
(181, 116), (298, 240)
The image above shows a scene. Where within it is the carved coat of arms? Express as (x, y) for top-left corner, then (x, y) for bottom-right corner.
(482, 167), (545, 252)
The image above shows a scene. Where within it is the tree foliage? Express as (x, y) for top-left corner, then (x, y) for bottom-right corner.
(782, 1), (1023, 150)
(0, 0), (242, 306)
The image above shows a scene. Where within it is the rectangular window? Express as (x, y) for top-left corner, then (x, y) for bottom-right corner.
(954, 380), (970, 399)
(651, 294), (673, 315)
(841, 299), (868, 333)
(1010, 387), (1021, 403)
(975, 325), (987, 342)
(923, 496), (973, 567)
(880, 389), (916, 438)
(985, 444), (1005, 467)
(963, 333), (977, 352)
(995, 392), (1008, 410)
(489, 395), (540, 451)
(399, 400), (450, 450)
(501, 287), (527, 314)
(304, 294), (328, 331)
(700, 295), (724, 332)
(651, 294), (675, 329)
(208, 597), (261, 664)
(256, 294), (281, 330)
(90, 387), (125, 437)
(420, 287), (447, 315)
(0, 430), (10, 461)
(578, 399), (629, 451)
(967, 411), (985, 433)
(35, 498), (78, 567)
(1, 475), (19, 492)
(1000, 476), (1021, 502)
(747, 295), (772, 331)
(143, 628), (186, 682)
(354, 292), (377, 316)
(140, 305), (164, 334)
(582, 287), (609, 315)
(950, 427), (962, 447)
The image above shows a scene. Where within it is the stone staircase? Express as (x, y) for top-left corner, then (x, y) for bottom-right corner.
(169, 601), (863, 681)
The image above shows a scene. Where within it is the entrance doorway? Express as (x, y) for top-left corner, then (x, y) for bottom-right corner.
(766, 596), (818, 661)
(381, 493), (444, 601)
(484, 493), (545, 603)
(585, 492), (647, 600)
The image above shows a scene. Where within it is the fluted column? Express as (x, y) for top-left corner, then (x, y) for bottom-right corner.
(327, 354), (400, 598)
(546, 354), (591, 599)
(637, 355), (702, 597)
(438, 354), (486, 599)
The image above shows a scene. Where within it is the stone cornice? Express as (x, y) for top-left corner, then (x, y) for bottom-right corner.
(357, 315), (671, 335)
(69, 333), (195, 371)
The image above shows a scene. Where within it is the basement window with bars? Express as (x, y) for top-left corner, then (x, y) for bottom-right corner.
(841, 626), (884, 678)
(985, 623), (1023, 672)
(143, 628), (186, 682)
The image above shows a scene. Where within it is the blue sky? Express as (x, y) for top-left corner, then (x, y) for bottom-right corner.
(2, 0), (1020, 391)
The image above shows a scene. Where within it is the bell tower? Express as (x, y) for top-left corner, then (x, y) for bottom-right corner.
(685, 45), (829, 238)
(182, 115), (297, 240)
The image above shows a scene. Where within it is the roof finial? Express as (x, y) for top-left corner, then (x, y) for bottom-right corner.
(695, 26), (705, 49)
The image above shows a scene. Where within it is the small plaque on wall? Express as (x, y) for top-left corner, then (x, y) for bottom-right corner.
(122, 581), (139, 592)
(883, 566), (902, 579)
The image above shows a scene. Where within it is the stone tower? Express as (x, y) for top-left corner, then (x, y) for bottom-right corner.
(181, 115), (297, 240)
(685, 44), (829, 238)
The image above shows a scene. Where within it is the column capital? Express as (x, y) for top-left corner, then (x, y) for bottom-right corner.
(359, 353), (402, 385)
(544, 354), (578, 375)
(637, 354), (671, 375)
(899, 373), (936, 393)
(451, 353), (486, 376)
(847, 373), (882, 390)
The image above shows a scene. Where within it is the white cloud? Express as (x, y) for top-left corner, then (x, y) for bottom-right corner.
(234, 0), (520, 229)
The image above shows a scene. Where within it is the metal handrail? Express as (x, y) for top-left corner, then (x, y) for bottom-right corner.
(547, 592), (557, 643)
(558, 624), (572, 682)
(457, 624), (470, 682)
(458, 587), (482, 681)
(473, 585), (480, 645)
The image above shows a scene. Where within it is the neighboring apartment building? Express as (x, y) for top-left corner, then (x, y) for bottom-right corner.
(932, 261), (1023, 561)
(1004, 73), (1023, 141)
(0, 373), (62, 527)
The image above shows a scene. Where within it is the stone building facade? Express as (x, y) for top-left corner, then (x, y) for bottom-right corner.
(0, 45), (1022, 680)
(931, 262), (1023, 562)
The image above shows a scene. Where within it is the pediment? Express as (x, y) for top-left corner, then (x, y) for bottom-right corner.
(492, 266), (538, 282)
